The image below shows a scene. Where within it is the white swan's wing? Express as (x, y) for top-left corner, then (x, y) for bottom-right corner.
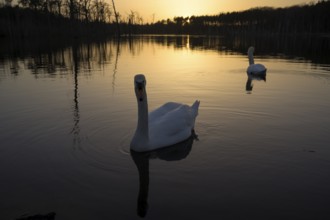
(149, 102), (183, 122)
(149, 102), (199, 148)
(247, 64), (267, 74)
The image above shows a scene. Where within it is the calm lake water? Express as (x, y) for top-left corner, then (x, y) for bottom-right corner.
(1, 35), (330, 220)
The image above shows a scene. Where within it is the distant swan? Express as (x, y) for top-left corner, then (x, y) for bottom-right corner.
(130, 74), (200, 152)
(247, 46), (267, 75)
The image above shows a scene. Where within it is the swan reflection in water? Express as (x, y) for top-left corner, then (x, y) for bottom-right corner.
(130, 132), (198, 218)
(246, 72), (266, 93)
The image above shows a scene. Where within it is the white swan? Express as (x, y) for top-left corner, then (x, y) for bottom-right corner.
(247, 46), (267, 75)
(130, 74), (200, 152)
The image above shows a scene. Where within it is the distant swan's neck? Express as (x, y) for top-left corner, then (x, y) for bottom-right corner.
(248, 50), (254, 65)
(136, 97), (149, 143)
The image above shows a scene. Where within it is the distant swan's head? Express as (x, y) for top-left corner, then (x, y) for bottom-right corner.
(248, 46), (255, 59)
(134, 74), (147, 102)
(248, 46), (255, 55)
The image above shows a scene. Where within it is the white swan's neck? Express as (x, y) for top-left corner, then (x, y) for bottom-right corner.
(248, 47), (255, 65)
(137, 98), (149, 141)
(131, 93), (149, 150)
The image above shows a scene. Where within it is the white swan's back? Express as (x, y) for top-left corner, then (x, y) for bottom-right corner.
(148, 101), (199, 149)
(247, 63), (267, 75)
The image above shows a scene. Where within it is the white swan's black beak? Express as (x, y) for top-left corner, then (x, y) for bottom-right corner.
(134, 74), (146, 102)
(136, 82), (144, 102)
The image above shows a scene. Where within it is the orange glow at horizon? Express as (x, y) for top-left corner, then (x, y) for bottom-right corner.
(110, 0), (311, 22)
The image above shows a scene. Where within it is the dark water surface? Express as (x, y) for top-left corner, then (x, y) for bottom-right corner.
(1, 35), (330, 219)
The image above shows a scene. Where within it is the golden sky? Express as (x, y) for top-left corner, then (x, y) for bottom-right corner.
(109, 0), (312, 22)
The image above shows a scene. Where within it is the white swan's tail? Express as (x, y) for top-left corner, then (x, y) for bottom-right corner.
(190, 100), (200, 131)
(191, 100), (200, 117)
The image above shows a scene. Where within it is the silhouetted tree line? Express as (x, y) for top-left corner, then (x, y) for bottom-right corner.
(0, 0), (329, 39)
(139, 0), (330, 35)
(14, 0), (113, 23)
(0, 0), (118, 39)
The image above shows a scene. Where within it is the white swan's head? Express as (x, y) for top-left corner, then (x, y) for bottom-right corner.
(248, 46), (255, 55)
(134, 74), (147, 102)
